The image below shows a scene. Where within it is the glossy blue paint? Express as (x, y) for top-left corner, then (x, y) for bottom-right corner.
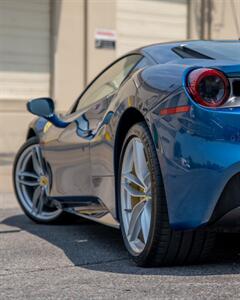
(47, 114), (69, 128)
(149, 83), (240, 229)
(27, 98), (70, 129)
(24, 40), (240, 230)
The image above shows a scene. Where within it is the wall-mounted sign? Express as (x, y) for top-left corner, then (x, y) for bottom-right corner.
(95, 29), (116, 49)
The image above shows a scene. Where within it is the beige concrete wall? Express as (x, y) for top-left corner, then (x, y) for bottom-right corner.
(211, 0), (240, 39)
(189, 0), (240, 39)
(0, 0), (50, 153)
(52, 0), (85, 112)
(0, 0), (50, 101)
(0, 111), (32, 153)
(116, 0), (187, 56)
(188, 0), (202, 39)
(1, 0), (240, 155)
(86, 0), (116, 83)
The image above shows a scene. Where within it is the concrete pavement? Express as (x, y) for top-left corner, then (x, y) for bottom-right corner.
(1, 158), (240, 299)
(0, 153), (14, 193)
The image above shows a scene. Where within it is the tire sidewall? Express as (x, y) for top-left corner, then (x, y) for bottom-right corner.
(117, 122), (163, 265)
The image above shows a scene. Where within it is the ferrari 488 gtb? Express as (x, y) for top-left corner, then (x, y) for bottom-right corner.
(13, 41), (240, 266)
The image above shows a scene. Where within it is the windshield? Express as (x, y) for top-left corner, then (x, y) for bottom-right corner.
(186, 41), (240, 61)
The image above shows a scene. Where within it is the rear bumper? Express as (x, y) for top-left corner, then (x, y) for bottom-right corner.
(148, 88), (240, 230)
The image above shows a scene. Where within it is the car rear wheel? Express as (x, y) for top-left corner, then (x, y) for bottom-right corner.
(118, 122), (216, 266)
(13, 137), (63, 223)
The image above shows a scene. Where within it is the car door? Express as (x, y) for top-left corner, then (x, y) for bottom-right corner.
(42, 54), (142, 199)
(74, 54), (143, 170)
(73, 54), (143, 212)
(40, 115), (91, 197)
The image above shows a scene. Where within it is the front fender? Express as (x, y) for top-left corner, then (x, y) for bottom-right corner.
(26, 117), (49, 141)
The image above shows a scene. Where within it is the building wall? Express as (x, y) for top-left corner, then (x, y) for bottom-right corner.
(86, 0), (116, 83)
(52, 0), (188, 110)
(211, 0), (240, 39)
(51, 0), (85, 112)
(52, 0), (117, 110)
(0, 0), (50, 101)
(0, 0), (50, 153)
(189, 0), (240, 39)
(116, 0), (187, 56)
(0, 0), (239, 154)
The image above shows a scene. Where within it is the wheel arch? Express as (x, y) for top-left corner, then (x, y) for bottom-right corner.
(26, 128), (37, 140)
(113, 107), (147, 220)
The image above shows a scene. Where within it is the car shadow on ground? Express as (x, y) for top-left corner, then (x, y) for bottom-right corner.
(3, 212), (240, 276)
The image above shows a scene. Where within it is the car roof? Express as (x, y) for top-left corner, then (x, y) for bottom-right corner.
(137, 40), (240, 63)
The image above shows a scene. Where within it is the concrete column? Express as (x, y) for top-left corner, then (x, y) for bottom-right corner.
(188, 0), (240, 40)
(51, 0), (85, 112)
(86, 0), (116, 83)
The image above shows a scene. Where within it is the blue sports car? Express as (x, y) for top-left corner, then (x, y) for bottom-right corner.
(13, 40), (240, 266)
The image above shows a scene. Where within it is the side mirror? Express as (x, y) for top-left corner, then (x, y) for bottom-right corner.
(27, 98), (54, 118)
(27, 98), (69, 128)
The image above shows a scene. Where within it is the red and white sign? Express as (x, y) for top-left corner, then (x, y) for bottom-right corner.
(95, 28), (116, 49)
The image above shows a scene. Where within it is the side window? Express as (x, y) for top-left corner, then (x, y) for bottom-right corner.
(75, 54), (142, 111)
(128, 57), (153, 76)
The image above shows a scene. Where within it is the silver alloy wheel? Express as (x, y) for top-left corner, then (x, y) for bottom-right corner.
(15, 144), (62, 221)
(121, 137), (152, 254)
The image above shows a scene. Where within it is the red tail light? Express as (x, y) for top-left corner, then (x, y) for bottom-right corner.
(187, 68), (230, 107)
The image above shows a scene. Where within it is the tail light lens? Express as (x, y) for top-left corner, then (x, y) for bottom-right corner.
(187, 68), (230, 107)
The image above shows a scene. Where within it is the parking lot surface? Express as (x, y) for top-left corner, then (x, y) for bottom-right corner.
(1, 159), (240, 299)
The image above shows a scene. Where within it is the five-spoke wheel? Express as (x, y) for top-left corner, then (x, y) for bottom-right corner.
(120, 137), (152, 254)
(13, 137), (62, 223)
(118, 122), (216, 267)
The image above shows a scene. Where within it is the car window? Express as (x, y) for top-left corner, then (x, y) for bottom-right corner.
(75, 54), (142, 112)
(133, 57), (153, 70)
(127, 57), (153, 77)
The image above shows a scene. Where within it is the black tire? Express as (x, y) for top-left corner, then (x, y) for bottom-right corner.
(117, 122), (216, 267)
(13, 137), (66, 224)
